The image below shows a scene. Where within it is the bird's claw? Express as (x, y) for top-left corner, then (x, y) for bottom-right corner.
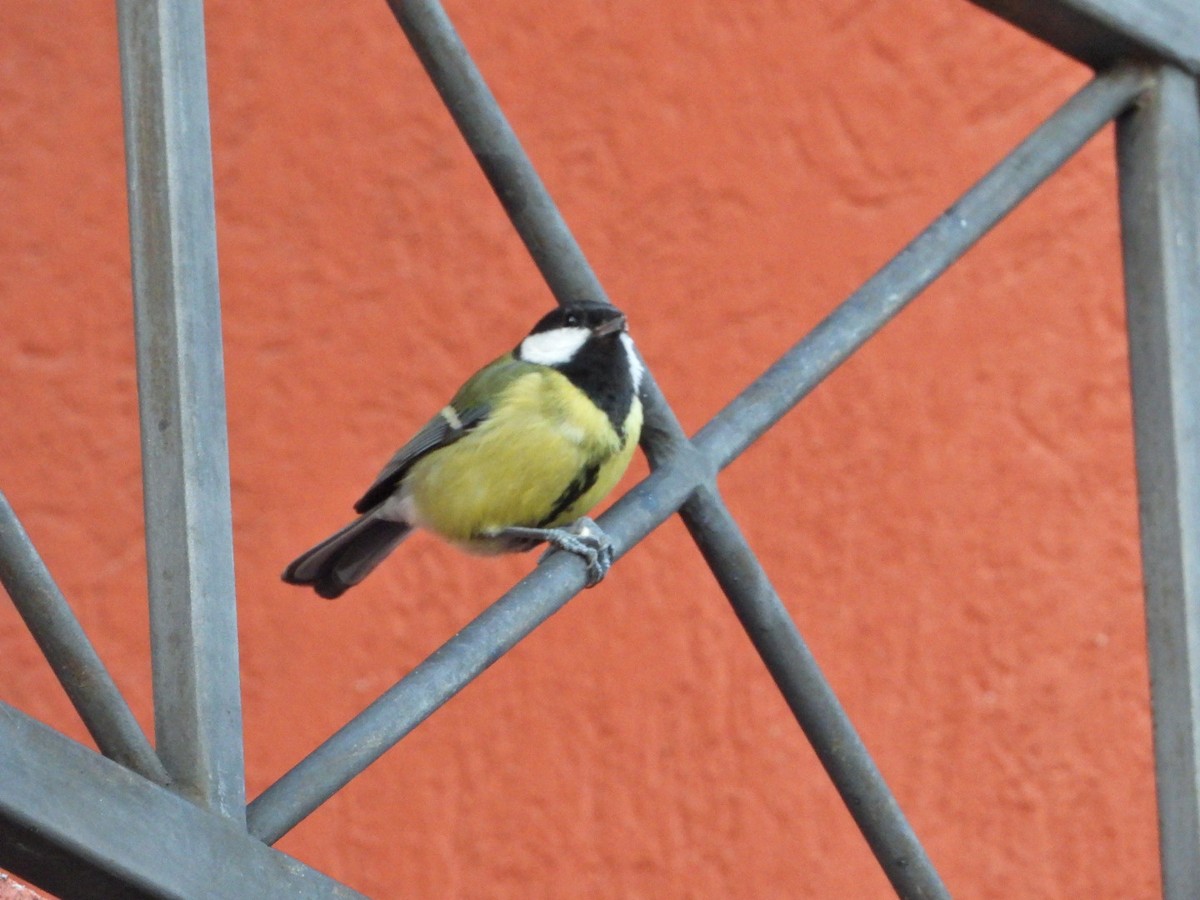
(537, 517), (614, 587)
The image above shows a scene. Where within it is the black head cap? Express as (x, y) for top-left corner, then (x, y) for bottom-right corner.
(527, 302), (626, 336)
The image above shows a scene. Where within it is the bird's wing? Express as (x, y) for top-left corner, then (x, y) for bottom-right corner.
(351, 353), (541, 514)
(353, 403), (489, 513)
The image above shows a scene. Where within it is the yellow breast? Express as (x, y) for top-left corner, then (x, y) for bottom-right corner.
(404, 370), (642, 547)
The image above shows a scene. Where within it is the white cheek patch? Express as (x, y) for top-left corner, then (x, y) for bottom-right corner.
(620, 333), (644, 391)
(518, 326), (590, 366)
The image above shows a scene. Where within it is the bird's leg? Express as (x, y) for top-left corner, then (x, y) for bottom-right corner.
(497, 517), (615, 587)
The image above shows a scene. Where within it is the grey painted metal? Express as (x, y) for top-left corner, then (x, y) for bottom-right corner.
(248, 12), (951, 893)
(694, 63), (1148, 472)
(384, 0), (611, 312)
(250, 11), (1141, 888)
(679, 69), (1141, 897)
(0, 702), (363, 900)
(246, 444), (710, 844)
(642, 426), (952, 896)
(681, 482), (950, 899)
(248, 433), (956, 900)
(968, 0), (1200, 75)
(0, 493), (169, 786)
(116, 0), (245, 820)
(1116, 65), (1200, 900)
(1, 1), (1183, 897)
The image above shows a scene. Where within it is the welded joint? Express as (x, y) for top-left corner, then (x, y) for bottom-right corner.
(1116, 62), (1173, 113)
(636, 387), (720, 514)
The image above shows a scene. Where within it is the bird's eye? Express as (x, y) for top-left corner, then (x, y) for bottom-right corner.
(564, 313), (579, 327)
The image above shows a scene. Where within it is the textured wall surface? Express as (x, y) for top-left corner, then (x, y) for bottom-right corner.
(0, 875), (43, 900)
(0, 1), (1159, 897)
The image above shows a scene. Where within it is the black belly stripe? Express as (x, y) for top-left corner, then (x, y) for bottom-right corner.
(536, 461), (602, 528)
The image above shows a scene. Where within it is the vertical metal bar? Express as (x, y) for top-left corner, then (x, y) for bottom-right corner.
(116, 0), (245, 820)
(1116, 65), (1200, 899)
(0, 493), (170, 785)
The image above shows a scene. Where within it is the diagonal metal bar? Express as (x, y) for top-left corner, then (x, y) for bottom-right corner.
(680, 482), (950, 898)
(249, 8), (940, 879)
(0, 492), (169, 786)
(384, 0), (609, 310)
(968, 0), (1200, 76)
(0, 702), (362, 900)
(246, 445), (713, 844)
(677, 69), (1140, 893)
(250, 7), (1142, 876)
(694, 63), (1148, 471)
(380, 0), (690, 514)
(116, 0), (245, 820)
(0, 3), (1179, 898)
(642, 444), (949, 894)
(619, 73), (1142, 886)
(1115, 64), (1200, 900)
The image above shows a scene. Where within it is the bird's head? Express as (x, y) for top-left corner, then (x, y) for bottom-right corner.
(516, 302), (631, 368)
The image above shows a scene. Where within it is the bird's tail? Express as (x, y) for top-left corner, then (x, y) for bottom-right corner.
(282, 514), (413, 599)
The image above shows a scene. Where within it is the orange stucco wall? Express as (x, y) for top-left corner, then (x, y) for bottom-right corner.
(0, 2), (1160, 897)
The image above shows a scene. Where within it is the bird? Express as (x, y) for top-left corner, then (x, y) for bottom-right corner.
(282, 301), (644, 599)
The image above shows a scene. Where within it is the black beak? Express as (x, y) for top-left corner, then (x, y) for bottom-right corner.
(593, 314), (627, 337)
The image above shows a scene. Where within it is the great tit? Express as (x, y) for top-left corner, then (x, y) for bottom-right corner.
(283, 302), (644, 599)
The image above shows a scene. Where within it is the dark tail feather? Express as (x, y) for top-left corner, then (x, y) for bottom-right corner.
(282, 515), (413, 599)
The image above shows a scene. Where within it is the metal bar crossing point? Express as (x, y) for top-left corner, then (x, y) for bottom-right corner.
(0, 494), (169, 786)
(249, 18), (1142, 895)
(1116, 64), (1200, 900)
(252, 3), (921, 870)
(2, 1), (1189, 897)
(116, 0), (245, 820)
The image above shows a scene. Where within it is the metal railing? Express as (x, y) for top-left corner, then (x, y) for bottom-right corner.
(1, 1), (1197, 897)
